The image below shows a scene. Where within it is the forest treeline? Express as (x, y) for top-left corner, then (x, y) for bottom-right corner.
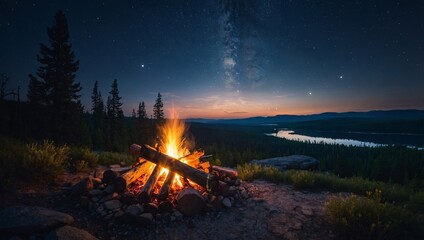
(0, 10), (164, 151)
(190, 123), (424, 186)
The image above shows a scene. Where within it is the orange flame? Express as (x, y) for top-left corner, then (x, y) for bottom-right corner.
(158, 110), (190, 189)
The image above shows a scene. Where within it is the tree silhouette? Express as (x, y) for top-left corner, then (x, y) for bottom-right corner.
(106, 79), (126, 150)
(28, 10), (81, 106)
(27, 10), (89, 145)
(137, 101), (148, 120)
(134, 101), (152, 144)
(91, 80), (105, 148)
(153, 92), (164, 123)
(0, 74), (9, 101)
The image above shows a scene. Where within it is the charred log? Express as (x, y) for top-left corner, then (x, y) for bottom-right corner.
(113, 160), (153, 193)
(157, 171), (175, 201)
(138, 164), (162, 203)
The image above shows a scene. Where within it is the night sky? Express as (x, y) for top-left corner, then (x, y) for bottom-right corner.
(1, 0), (423, 118)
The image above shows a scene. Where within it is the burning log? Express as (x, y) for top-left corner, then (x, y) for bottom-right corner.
(211, 166), (238, 179)
(135, 144), (226, 193)
(182, 150), (204, 167)
(157, 171), (176, 201)
(156, 151), (205, 200)
(199, 162), (211, 172)
(139, 164), (162, 203)
(177, 187), (205, 215)
(113, 160), (153, 193)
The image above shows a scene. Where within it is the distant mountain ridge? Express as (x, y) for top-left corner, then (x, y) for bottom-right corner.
(186, 109), (424, 125)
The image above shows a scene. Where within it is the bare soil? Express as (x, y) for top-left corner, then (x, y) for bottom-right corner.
(0, 172), (338, 240)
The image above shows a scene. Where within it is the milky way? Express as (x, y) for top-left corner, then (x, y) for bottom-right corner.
(1, 0), (423, 118)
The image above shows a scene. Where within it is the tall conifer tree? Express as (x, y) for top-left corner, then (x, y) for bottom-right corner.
(153, 92), (164, 123)
(106, 79), (125, 150)
(91, 80), (105, 148)
(27, 10), (89, 145)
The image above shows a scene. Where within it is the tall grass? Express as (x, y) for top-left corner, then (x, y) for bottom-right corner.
(237, 164), (424, 213)
(325, 191), (424, 240)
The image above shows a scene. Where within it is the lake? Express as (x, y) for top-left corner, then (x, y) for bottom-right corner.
(269, 129), (424, 149)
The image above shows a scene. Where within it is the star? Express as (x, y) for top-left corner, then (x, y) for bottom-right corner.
(141, 64), (145, 68)
(339, 75), (343, 79)
(308, 92), (312, 95)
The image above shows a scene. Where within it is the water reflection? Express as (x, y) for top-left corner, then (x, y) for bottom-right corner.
(270, 130), (385, 148)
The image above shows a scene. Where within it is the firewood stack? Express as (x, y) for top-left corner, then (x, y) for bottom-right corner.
(72, 144), (250, 226)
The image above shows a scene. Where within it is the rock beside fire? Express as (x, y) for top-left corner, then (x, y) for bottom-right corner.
(251, 155), (319, 171)
(71, 177), (93, 196)
(0, 206), (74, 236)
(177, 188), (205, 215)
(45, 226), (98, 240)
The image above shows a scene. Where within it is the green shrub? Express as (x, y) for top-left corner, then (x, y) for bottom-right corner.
(70, 147), (99, 167)
(325, 190), (423, 240)
(237, 163), (266, 181)
(408, 192), (424, 214)
(291, 170), (317, 189)
(210, 158), (222, 166)
(0, 136), (25, 176)
(73, 160), (89, 172)
(22, 140), (69, 182)
(237, 163), (283, 182)
(98, 151), (135, 166)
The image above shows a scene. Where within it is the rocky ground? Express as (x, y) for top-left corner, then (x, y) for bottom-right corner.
(0, 171), (339, 240)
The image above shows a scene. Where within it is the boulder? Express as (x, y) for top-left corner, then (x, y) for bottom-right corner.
(103, 200), (121, 210)
(45, 225), (98, 240)
(126, 204), (143, 216)
(221, 198), (232, 208)
(137, 213), (153, 226)
(71, 177), (93, 196)
(0, 206), (74, 236)
(142, 203), (158, 216)
(93, 166), (107, 179)
(251, 155), (319, 171)
(102, 170), (119, 183)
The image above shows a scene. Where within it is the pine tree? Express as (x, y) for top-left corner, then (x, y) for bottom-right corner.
(131, 109), (136, 118)
(91, 80), (105, 149)
(137, 101), (148, 120)
(0, 74), (9, 101)
(106, 79), (125, 150)
(107, 79), (122, 119)
(134, 101), (151, 144)
(153, 92), (164, 123)
(28, 10), (81, 106)
(27, 10), (89, 145)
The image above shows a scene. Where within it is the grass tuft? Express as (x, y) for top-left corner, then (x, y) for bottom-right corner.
(325, 191), (424, 240)
(22, 140), (69, 181)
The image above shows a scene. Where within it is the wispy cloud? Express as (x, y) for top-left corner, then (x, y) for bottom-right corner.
(224, 111), (248, 114)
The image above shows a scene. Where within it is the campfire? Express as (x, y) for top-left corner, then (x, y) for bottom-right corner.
(81, 116), (243, 223)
